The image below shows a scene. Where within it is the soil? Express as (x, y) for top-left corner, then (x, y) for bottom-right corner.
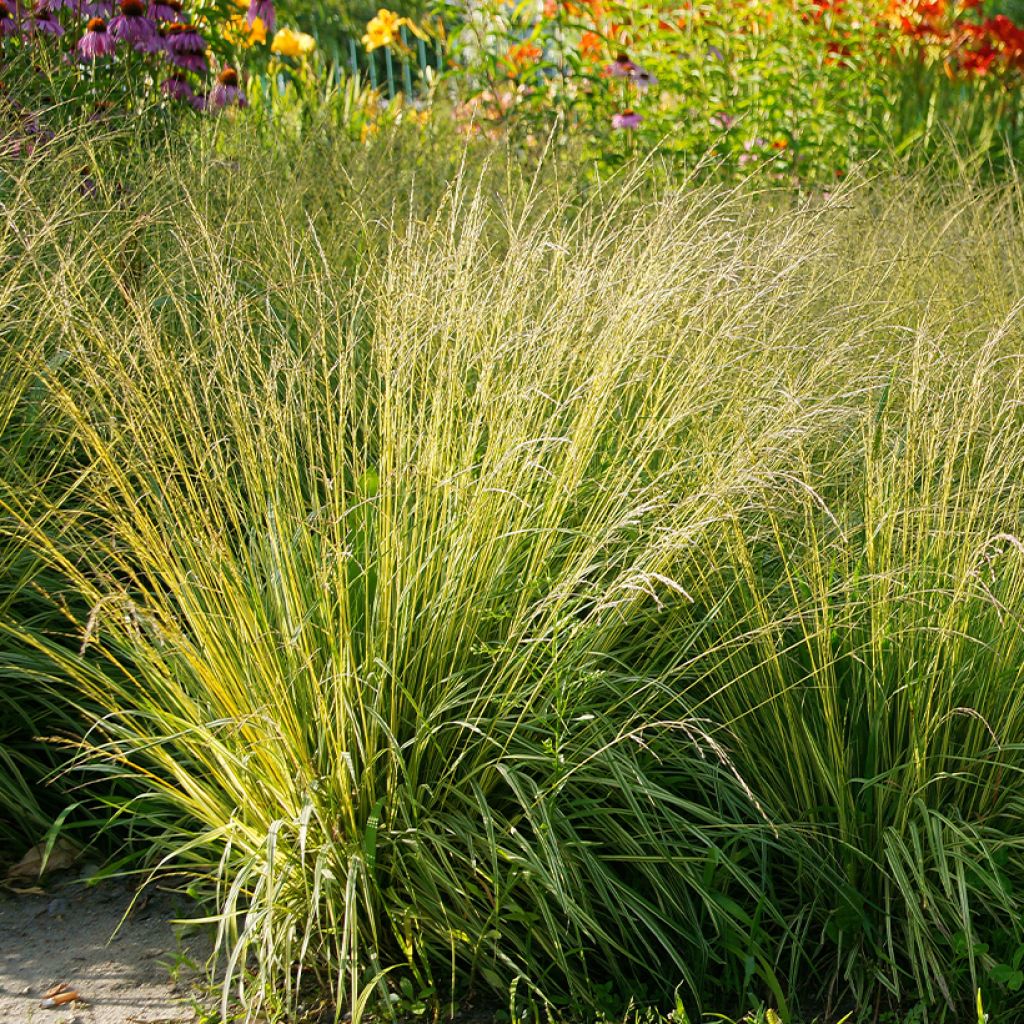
(0, 873), (212, 1024)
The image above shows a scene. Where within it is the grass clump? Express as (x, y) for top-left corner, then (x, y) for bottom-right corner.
(3, 132), (1024, 1023)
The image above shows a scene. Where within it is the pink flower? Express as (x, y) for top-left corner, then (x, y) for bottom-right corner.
(611, 109), (643, 130)
(738, 140), (765, 167)
(108, 0), (157, 48)
(165, 21), (207, 73)
(29, 4), (63, 32)
(604, 52), (638, 77)
(160, 72), (195, 103)
(209, 67), (247, 109)
(147, 0), (182, 18)
(77, 16), (116, 57)
(710, 112), (734, 131)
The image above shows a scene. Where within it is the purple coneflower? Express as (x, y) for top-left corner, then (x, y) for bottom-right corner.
(80, 0), (115, 15)
(29, 4), (63, 32)
(77, 16), (116, 57)
(630, 66), (656, 89)
(147, 0), (181, 19)
(208, 66), (246, 109)
(160, 72), (195, 103)
(165, 21), (207, 73)
(604, 52), (638, 77)
(245, 0), (272, 32)
(710, 112), (735, 131)
(108, 0), (156, 48)
(0, 0), (18, 33)
(611, 109), (643, 130)
(136, 23), (164, 50)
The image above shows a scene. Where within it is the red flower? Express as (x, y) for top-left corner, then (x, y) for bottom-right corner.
(825, 38), (853, 64)
(961, 44), (997, 74)
(986, 14), (1024, 60)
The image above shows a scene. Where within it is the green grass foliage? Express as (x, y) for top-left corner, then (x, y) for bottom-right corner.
(3, 130), (1024, 1022)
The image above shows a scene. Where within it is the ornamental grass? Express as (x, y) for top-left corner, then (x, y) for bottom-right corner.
(3, 133), (1024, 1022)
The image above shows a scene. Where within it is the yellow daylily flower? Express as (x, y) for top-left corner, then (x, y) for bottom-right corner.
(361, 8), (426, 51)
(223, 12), (265, 46)
(271, 26), (316, 58)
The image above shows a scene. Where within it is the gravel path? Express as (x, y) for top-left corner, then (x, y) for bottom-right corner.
(0, 876), (211, 1024)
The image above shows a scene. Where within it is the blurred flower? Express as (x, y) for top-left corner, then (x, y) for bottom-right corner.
(0, 0), (17, 33)
(362, 7), (425, 51)
(631, 66), (656, 89)
(166, 21), (207, 72)
(961, 42), (997, 74)
(77, 16), (116, 56)
(246, 0), (272, 33)
(209, 66), (247, 108)
(604, 52), (638, 76)
(225, 11), (265, 46)
(109, 0), (158, 49)
(738, 137), (767, 167)
(985, 13), (1024, 63)
(611, 109), (642, 129)
(709, 112), (734, 130)
(363, 7), (398, 48)
(579, 30), (601, 58)
(163, 72), (206, 109)
(452, 88), (513, 139)
(161, 72), (196, 103)
(29, 4), (63, 33)
(504, 40), (542, 72)
(270, 25), (315, 57)
(147, 0), (182, 19)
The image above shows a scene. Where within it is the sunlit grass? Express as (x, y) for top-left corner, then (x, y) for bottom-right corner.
(3, 130), (1024, 1023)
